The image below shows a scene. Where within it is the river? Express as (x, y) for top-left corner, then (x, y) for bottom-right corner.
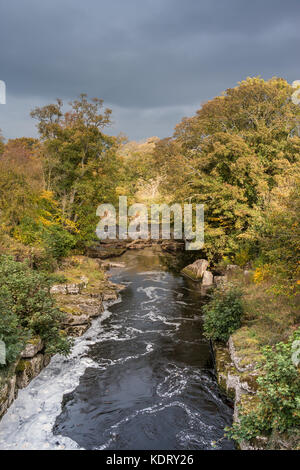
(0, 248), (234, 450)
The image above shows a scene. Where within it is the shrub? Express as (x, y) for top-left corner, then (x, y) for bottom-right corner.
(0, 290), (28, 366)
(0, 255), (72, 363)
(226, 328), (300, 442)
(203, 285), (244, 342)
(42, 225), (76, 260)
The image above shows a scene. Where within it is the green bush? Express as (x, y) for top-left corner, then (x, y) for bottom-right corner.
(42, 225), (76, 260)
(203, 285), (244, 342)
(0, 289), (28, 366)
(13, 216), (77, 265)
(0, 255), (72, 364)
(226, 328), (300, 442)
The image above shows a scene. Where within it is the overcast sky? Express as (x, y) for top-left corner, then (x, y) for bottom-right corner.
(0, 0), (299, 141)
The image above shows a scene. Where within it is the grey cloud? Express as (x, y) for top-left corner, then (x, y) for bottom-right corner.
(0, 0), (299, 140)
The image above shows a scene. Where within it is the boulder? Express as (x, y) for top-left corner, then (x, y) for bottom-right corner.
(181, 259), (209, 281)
(202, 270), (214, 286)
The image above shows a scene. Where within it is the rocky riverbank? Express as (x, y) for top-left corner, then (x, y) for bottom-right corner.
(180, 257), (299, 450)
(0, 256), (125, 421)
(86, 238), (184, 259)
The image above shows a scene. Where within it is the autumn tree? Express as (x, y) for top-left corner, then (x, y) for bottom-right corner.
(158, 77), (300, 261)
(0, 138), (43, 230)
(31, 95), (121, 240)
(118, 137), (162, 204)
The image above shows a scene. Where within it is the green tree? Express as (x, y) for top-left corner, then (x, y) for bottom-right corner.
(31, 95), (121, 241)
(0, 256), (72, 358)
(155, 77), (300, 261)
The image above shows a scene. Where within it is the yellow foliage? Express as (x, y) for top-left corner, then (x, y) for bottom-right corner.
(253, 265), (272, 284)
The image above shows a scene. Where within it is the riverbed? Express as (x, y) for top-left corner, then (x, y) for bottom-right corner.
(0, 248), (234, 450)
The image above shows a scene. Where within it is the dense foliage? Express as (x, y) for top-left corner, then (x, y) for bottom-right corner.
(0, 255), (71, 365)
(203, 285), (244, 342)
(153, 77), (300, 268)
(0, 80), (299, 445)
(31, 94), (122, 243)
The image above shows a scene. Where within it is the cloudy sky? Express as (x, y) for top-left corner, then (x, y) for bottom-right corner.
(0, 0), (299, 141)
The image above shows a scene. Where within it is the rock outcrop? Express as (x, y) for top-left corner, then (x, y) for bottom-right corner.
(0, 375), (17, 419)
(21, 337), (44, 358)
(202, 270), (214, 286)
(181, 259), (209, 281)
(16, 353), (46, 389)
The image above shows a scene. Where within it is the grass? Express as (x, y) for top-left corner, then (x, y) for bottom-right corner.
(54, 255), (105, 284)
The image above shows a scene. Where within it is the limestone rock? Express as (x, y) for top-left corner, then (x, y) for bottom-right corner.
(16, 354), (45, 389)
(77, 299), (104, 317)
(62, 312), (90, 326)
(228, 336), (257, 373)
(21, 337), (44, 358)
(181, 259), (209, 281)
(65, 324), (90, 337)
(65, 283), (84, 295)
(102, 290), (118, 302)
(202, 270), (214, 286)
(50, 282), (86, 296)
(50, 284), (67, 295)
(43, 354), (51, 368)
(0, 375), (17, 419)
(108, 282), (126, 291)
(80, 275), (89, 287)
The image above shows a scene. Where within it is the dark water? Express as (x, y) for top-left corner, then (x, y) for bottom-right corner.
(53, 248), (234, 450)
